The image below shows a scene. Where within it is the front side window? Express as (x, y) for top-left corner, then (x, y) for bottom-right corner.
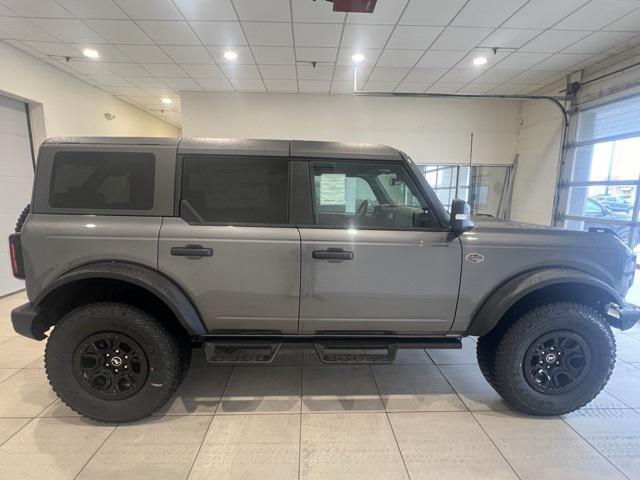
(181, 156), (289, 224)
(311, 161), (436, 229)
(50, 151), (155, 210)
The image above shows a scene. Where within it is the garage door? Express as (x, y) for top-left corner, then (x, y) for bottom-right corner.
(0, 95), (34, 295)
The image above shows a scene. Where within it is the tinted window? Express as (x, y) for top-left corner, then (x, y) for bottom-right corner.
(50, 151), (155, 210)
(181, 156), (289, 224)
(311, 161), (436, 229)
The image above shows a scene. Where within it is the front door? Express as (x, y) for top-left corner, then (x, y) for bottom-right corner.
(158, 155), (300, 334)
(299, 159), (461, 334)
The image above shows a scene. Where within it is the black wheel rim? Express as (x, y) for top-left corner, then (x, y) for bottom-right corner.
(73, 332), (148, 400)
(523, 330), (591, 395)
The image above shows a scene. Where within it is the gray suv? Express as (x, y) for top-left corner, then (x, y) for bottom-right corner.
(9, 137), (640, 422)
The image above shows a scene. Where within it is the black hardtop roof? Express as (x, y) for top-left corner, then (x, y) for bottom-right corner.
(43, 137), (404, 161)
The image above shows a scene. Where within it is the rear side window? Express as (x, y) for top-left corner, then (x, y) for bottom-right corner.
(181, 156), (289, 224)
(50, 151), (155, 210)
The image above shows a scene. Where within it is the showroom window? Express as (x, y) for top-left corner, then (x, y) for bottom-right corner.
(180, 156), (289, 224)
(419, 164), (513, 218)
(558, 95), (640, 248)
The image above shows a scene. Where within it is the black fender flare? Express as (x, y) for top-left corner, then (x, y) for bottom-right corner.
(34, 261), (207, 336)
(466, 267), (622, 337)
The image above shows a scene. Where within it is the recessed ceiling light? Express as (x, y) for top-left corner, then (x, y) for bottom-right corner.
(82, 48), (99, 59)
(223, 51), (238, 60)
(352, 53), (365, 63)
(473, 56), (487, 66)
(161, 98), (173, 105)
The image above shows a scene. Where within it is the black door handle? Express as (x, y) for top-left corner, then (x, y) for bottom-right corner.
(312, 248), (354, 260)
(170, 245), (213, 258)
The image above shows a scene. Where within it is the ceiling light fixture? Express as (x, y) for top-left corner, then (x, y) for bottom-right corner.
(82, 48), (100, 59)
(223, 51), (238, 60)
(161, 98), (173, 105)
(352, 53), (365, 63)
(473, 56), (487, 66)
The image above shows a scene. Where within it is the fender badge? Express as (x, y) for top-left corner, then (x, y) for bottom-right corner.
(465, 252), (485, 263)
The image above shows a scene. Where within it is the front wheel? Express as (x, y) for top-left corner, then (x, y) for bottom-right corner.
(45, 302), (189, 422)
(487, 302), (616, 415)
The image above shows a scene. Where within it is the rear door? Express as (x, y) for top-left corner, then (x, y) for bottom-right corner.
(158, 154), (300, 334)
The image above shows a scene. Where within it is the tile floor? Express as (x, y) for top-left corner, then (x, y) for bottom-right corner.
(0, 291), (639, 479)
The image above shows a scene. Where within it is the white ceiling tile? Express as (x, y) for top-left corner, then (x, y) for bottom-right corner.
(0, 17), (58, 42)
(563, 31), (637, 54)
(341, 24), (394, 49)
(30, 19), (107, 44)
(394, 82), (429, 93)
(292, 1), (344, 23)
(70, 44), (131, 61)
(336, 47), (382, 66)
(264, 79), (298, 92)
(399, 0), (467, 26)
(86, 74), (131, 86)
(137, 21), (200, 45)
(233, 0), (290, 22)
(334, 66), (370, 82)
(295, 47), (337, 63)
(331, 80), (356, 94)
(458, 83), (498, 94)
(126, 76), (168, 88)
(293, 23), (342, 48)
(84, 20), (153, 44)
(113, 0), (182, 20)
(243, 22), (292, 46)
(438, 68), (482, 83)
(493, 52), (550, 70)
(56, 0), (128, 19)
(195, 77), (234, 91)
(456, 49), (511, 69)
(362, 81), (398, 92)
(472, 69), (520, 84)
(103, 62), (150, 76)
(427, 82), (466, 93)
(530, 52), (591, 70)
(221, 63), (260, 78)
(489, 83), (532, 94)
(480, 29), (542, 49)
(556, 0), (639, 30)
(347, 0), (408, 24)
(0, 0), (72, 17)
(603, 33), (640, 53)
(173, 0), (237, 21)
(568, 53), (609, 70)
(431, 27), (493, 51)
(297, 65), (333, 80)
(387, 26), (443, 49)
(189, 21), (246, 45)
(505, 69), (559, 84)
(66, 59), (115, 75)
(375, 49), (423, 67)
(159, 77), (201, 89)
(452, 0), (528, 27)
(604, 8), (640, 31)
(141, 63), (189, 77)
(519, 29), (591, 53)
(144, 87), (179, 97)
(163, 45), (212, 63)
(416, 50), (466, 68)
(22, 41), (78, 57)
(403, 68), (446, 82)
(368, 67), (410, 82)
(117, 44), (174, 63)
(252, 46), (295, 64)
(180, 63), (224, 78)
(206, 45), (253, 64)
(503, 0), (589, 29)
(3, 39), (47, 57)
(230, 78), (265, 91)
(109, 85), (149, 95)
(0, 4), (15, 15)
(299, 80), (330, 93)
(259, 64), (297, 79)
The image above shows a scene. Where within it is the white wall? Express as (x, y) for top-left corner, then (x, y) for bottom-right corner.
(181, 92), (521, 166)
(0, 41), (179, 148)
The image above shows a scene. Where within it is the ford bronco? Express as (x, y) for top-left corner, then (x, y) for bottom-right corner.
(9, 137), (640, 422)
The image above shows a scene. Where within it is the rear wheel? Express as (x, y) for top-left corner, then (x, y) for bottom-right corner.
(483, 302), (616, 415)
(45, 302), (189, 422)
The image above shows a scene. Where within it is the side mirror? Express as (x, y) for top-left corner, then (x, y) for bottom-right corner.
(450, 199), (474, 234)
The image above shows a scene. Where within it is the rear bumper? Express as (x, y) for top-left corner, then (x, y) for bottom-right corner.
(606, 302), (640, 331)
(11, 303), (46, 340)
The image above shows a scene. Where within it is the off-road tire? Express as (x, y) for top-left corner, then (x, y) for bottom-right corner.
(45, 302), (188, 423)
(476, 331), (501, 390)
(15, 204), (30, 232)
(491, 302), (615, 415)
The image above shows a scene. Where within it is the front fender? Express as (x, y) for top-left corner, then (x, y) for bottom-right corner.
(466, 267), (622, 336)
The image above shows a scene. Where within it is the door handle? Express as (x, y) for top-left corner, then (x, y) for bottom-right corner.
(312, 248), (354, 261)
(170, 245), (213, 258)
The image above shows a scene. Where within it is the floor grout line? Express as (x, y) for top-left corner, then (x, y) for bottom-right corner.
(72, 423), (118, 480)
(0, 416), (36, 449)
(469, 411), (523, 480)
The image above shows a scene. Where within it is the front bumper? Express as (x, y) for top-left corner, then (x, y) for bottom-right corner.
(11, 302), (47, 340)
(606, 302), (640, 331)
